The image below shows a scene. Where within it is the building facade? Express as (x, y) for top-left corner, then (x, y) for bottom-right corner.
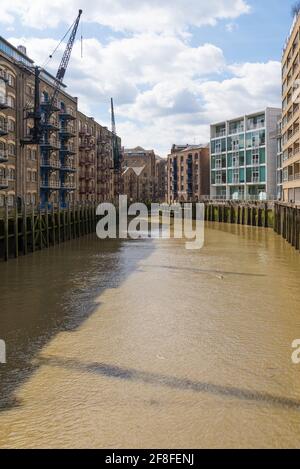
(277, 119), (283, 200)
(0, 35), (120, 209)
(155, 157), (167, 202)
(167, 144), (210, 203)
(122, 147), (156, 202)
(282, 12), (300, 203)
(0, 39), (20, 208)
(210, 108), (281, 201)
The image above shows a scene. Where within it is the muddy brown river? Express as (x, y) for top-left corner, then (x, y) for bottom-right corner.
(0, 222), (300, 448)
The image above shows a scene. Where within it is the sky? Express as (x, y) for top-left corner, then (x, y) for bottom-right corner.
(0, 0), (297, 156)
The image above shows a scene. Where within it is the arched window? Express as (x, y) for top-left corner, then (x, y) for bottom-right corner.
(8, 144), (15, 156)
(8, 119), (15, 132)
(7, 195), (15, 206)
(7, 95), (15, 109)
(0, 115), (6, 130)
(7, 73), (15, 87)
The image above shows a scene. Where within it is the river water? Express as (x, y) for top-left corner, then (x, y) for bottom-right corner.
(0, 222), (300, 448)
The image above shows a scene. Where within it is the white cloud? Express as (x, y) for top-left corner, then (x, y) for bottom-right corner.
(1, 0), (250, 33)
(8, 34), (281, 155)
(8, 35), (225, 106)
(225, 22), (238, 32)
(5, 0), (281, 156)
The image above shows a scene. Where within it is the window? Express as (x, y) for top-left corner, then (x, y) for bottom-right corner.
(7, 74), (15, 87)
(216, 142), (222, 154)
(26, 84), (34, 96)
(26, 193), (31, 205)
(32, 171), (37, 182)
(0, 68), (7, 82)
(31, 193), (37, 205)
(252, 169), (259, 183)
(8, 144), (16, 156)
(8, 168), (15, 180)
(27, 170), (31, 182)
(7, 95), (15, 109)
(0, 195), (4, 207)
(232, 155), (239, 167)
(8, 119), (15, 132)
(216, 172), (222, 184)
(252, 151), (259, 166)
(7, 195), (14, 207)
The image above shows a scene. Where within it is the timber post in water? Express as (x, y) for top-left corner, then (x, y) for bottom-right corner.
(0, 202), (97, 261)
(203, 201), (300, 252)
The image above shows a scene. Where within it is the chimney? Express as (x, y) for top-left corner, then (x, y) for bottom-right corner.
(17, 45), (27, 56)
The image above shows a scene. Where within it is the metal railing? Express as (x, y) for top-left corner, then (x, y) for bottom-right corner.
(0, 149), (8, 160)
(0, 177), (9, 187)
(0, 96), (8, 107)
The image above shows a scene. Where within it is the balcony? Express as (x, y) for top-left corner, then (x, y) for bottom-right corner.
(79, 141), (94, 151)
(59, 126), (76, 138)
(0, 119), (8, 136)
(60, 145), (76, 155)
(0, 70), (8, 82)
(40, 180), (61, 190)
(85, 156), (95, 165)
(0, 177), (8, 189)
(40, 118), (60, 132)
(247, 122), (265, 131)
(98, 175), (108, 183)
(229, 126), (244, 135)
(61, 182), (76, 190)
(40, 97), (60, 112)
(0, 96), (9, 109)
(251, 176), (260, 183)
(59, 107), (76, 121)
(41, 159), (61, 170)
(40, 139), (60, 151)
(60, 163), (76, 172)
(0, 149), (8, 163)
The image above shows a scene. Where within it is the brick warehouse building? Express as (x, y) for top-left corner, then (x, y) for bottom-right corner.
(0, 36), (121, 209)
(167, 144), (210, 203)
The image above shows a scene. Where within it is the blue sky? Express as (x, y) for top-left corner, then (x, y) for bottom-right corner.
(0, 0), (295, 155)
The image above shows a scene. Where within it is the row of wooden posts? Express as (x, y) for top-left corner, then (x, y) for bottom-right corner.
(203, 201), (299, 252)
(204, 202), (272, 228)
(0, 201), (299, 261)
(0, 203), (97, 262)
(273, 202), (300, 251)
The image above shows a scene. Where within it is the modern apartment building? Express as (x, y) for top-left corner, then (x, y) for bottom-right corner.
(210, 108), (281, 201)
(282, 11), (300, 203)
(167, 144), (210, 203)
(0, 35), (120, 209)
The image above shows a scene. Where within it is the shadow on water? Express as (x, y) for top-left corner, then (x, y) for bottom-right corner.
(0, 234), (155, 411)
(39, 356), (300, 411)
(140, 265), (266, 278)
